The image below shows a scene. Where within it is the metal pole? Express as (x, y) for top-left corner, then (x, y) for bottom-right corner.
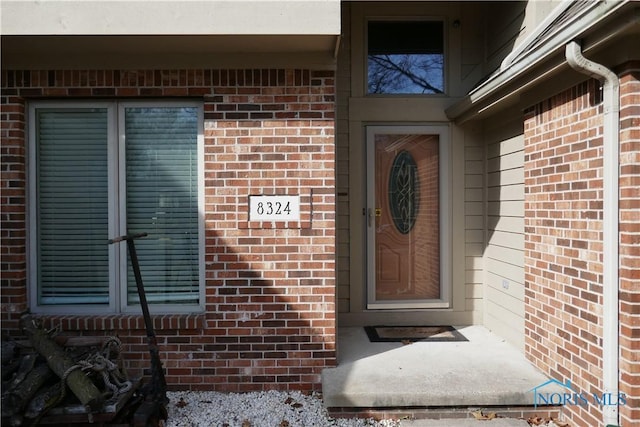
(108, 233), (168, 413)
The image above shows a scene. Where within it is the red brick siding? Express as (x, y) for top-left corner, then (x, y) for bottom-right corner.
(618, 62), (640, 426)
(0, 85), (26, 333)
(0, 69), (336, 392)
(524, 79), (604, 427)
(524, 64), (640, 426)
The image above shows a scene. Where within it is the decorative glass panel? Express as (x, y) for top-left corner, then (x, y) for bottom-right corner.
(389, 151), (419, 234)
(368, 21), (444, 94)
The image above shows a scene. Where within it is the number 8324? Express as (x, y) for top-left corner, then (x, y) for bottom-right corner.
(256, 201), (292, 216)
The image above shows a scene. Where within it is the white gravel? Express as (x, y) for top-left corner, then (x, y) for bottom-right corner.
(165, 390), (400, 427)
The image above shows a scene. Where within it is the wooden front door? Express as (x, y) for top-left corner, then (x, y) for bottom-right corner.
(366, 127), (446, 309)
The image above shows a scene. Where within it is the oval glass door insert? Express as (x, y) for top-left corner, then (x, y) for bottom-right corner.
(388, 150), (419, 234)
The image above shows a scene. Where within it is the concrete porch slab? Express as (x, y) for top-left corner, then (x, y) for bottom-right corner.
(322, 325), (563, 408)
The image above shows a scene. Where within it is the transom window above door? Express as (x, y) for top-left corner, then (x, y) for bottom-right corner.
(28, 101), (204, 314)
(367, 20), (445, 95)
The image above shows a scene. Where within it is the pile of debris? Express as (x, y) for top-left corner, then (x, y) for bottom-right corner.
(1, 316), (141, 426)
(3, 236), (169, 426)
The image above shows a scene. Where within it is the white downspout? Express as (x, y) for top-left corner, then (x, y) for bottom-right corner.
(565, 41), (620, 427)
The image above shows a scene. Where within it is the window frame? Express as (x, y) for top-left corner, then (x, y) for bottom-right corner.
(28, 100), (205, 315)
(364, 16), (447, 97)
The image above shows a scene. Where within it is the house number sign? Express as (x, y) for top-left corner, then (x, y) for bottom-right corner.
(249, 195), (301, 221)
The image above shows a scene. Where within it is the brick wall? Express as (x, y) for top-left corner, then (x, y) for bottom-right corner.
(618, 61), (640, 426)
(0, 68), (336, 392)
(524, 64), (639, 426)
(524, 78), (604, 427)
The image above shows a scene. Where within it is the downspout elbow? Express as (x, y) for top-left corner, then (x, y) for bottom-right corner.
(565, 40), (620, 427)
(566, 41), (619, 104)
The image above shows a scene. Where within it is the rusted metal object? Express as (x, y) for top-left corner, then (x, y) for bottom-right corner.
(1, 331), (138, 426)
(1, 233), (168, 426)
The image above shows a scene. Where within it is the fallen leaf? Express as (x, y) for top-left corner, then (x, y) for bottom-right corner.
(280, 421), (290, 427)
(550, 418), (570, 427)
(471, 410), (498, 420)
(242, 420), (251, 427)
(526, 416), (544, 426)
(285, 396), (303, 408)
(175, 397), (188, 408)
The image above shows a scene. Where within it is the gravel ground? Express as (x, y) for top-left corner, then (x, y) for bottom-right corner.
(165, 390), (400, 427)
(165, 391), (563, 427)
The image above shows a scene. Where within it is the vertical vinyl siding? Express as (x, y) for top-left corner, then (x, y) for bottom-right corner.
(485, 125), (525, 350)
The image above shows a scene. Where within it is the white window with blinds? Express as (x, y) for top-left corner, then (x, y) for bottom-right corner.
(28, 101), (204, 314)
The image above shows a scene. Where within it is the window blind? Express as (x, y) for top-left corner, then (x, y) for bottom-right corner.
(124, 107), (199, 305)
(37, 109), (109, 305)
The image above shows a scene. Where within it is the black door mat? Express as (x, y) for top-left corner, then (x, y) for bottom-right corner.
(364, 325), (468, 343)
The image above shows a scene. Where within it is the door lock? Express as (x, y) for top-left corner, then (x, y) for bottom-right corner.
(367, 208), (382, 227)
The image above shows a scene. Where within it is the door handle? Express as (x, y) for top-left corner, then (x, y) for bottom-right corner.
(367, 208), (382, 227)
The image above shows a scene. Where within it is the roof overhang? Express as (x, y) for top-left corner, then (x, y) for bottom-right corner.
(0, 0), (341, 70)
(446, 1), (640, 123)
(1, 0), (340, 36)
(1, 35), (340, 70)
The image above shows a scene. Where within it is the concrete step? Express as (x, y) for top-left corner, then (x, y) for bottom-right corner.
(323, 326), (565, 408)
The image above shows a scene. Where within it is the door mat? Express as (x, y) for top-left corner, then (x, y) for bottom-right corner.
(364, 325), (467, 343)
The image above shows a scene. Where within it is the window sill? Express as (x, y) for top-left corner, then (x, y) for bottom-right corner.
(35, 313), (205, 332)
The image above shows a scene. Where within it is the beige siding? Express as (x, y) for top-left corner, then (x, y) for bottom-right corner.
(459, 2), (486, 91)
(464, 123), (486, 319)
(484, 1), (562, 74)
(485, 2), (527, 73)
(336, 3), (352, 314)
(484, 115), (525, 350)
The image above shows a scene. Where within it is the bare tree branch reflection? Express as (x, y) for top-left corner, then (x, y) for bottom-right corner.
(368, 54), (444, 94)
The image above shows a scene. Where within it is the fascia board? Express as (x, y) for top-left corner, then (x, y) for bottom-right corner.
(0, 0), (341, 36)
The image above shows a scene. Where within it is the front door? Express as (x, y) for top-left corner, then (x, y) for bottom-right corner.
(366, 126), (449, 309)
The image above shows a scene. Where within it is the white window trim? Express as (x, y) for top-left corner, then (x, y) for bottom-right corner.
(28, 100), (205, 315)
